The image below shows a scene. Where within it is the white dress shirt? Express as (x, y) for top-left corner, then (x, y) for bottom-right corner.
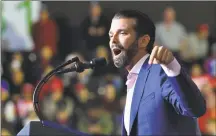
(124, 54), (181, 135)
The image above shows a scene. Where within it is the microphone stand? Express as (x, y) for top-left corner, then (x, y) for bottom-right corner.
(33, 56), (91, 136)
(33, 56), (79, 125)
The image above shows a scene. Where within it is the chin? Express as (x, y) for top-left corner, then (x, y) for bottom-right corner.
(112, 51), (128, 68)
(114, 62), (123, 68)
(113, 57), (126, 68)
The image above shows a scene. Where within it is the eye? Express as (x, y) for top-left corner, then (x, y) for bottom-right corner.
(109, 32), (113, 38)
(120, 32), (127, 35)
(109, 35), (113, 39)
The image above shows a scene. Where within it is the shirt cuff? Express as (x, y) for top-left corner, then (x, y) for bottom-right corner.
(161, 58), (181, 77)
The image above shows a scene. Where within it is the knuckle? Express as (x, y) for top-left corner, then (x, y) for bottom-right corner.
(158, 46), (163, 50)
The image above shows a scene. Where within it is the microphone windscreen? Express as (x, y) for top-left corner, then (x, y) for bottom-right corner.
(92, 57), (107, 67)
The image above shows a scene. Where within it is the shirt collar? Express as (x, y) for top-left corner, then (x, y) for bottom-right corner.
(129, 54), (150, 74)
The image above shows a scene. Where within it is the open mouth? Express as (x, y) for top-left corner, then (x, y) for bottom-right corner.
(113, 48), (122, 56)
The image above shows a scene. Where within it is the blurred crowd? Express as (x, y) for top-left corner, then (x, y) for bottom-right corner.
(1, 2), (216, 136)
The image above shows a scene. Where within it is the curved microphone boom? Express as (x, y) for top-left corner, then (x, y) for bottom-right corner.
(33, 57), (79, 124)
(33, 57), (107, 127)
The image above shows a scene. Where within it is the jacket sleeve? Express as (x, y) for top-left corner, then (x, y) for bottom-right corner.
(160, 66), (206, 118)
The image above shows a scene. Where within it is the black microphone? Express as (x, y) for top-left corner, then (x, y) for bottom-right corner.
(56, 57), (107, 74)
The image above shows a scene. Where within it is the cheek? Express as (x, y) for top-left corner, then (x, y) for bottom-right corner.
(119, 37), (135, 50)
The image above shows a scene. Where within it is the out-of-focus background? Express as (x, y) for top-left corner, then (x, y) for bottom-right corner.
(1, 1), (216, 136)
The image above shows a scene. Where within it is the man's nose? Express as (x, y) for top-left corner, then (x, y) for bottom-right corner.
(110, 34), (119, 45)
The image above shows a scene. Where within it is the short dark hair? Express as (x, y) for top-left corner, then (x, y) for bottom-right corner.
(113, 9), (155, 53)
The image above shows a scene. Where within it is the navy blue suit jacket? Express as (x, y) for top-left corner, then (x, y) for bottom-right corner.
(122, 57), (206, 135)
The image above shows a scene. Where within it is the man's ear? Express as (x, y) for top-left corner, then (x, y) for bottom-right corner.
(138, 35), (150, 48)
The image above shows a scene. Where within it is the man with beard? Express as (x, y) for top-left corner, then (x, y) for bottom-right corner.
(108, 10), (206, 136)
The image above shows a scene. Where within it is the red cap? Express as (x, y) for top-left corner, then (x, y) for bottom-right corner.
(197, 24), (209, 32)
(22, 83), (34, 94)
(50, 78), (63, 92)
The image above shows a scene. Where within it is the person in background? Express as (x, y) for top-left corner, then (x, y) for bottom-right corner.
(78, 100), (114, 135)
(41, 78), (64, 121)
(101, 83), (118, 112)
(39, 46), (55, 70)
(191, 64), (210, 90)
(186, 24), (209, 65)
(16, 83), (36, 126)
(204, 43), (216, 89)
(32, 4), (58, 56)
(206, 119), (216, 135)
(198, 84), (216, 135)
(9, 53), (25, 100)
(41, 76), (74, 124)
(155, 6), (187, 58)
(80, 1), (110, 59)
(52, 12), (74, 61)
(1, 79), (17, 128)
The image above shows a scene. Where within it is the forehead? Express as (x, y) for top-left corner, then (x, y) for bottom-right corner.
(109, 18), (136, 32)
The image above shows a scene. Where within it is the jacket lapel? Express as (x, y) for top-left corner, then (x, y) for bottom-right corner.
(129, 57), (151, 134)
(121, 110), (127, 136)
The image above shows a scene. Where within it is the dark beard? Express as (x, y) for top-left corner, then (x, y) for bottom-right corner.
(113, 40), (138, 68)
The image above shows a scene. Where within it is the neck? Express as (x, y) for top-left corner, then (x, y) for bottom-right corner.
(196, 32), (204, 40)
(126, 51), (147, 72)
(164, 20), (173, 25)
(41, 18), (48, 23)
(91, 16), (99, 23)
